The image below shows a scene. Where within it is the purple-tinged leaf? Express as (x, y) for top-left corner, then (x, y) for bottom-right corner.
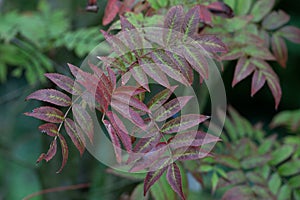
(121, 72), (131, 85)
(250, 58), (282, 109)
(103, 0), (121, 25)
(262, 10), (290, 30)
(182, 45), (209, 79)
(131, 66), (150, 91)
(163, 5), (184, 45)
(111, 99), (145, 127)
(147, 86), (177, 111)
(173, 147), (210, 161)
(222, 186), (254, 200)
(199, 5), (212, 26)
(151, 50), (190, 85)
(244, 45), (276, 60)
(112, 92), (150, 113)
(144, 166), (168, 196)
(107, 67), (116, 89)
(98, 56), (126, 71)
(182, 5), (200, 39)
(167, 163), (185, 200)
(194, 35), (228, 53)
(170, 131), (220, 149)
(106, 111), (132, 152)
(114, 86), (146, 96)
(26, 89), (71, 107)
(24, 106), (64, 123)
(154, 96), (193, 122)
(38, 123), (58, 137)
(251, 0), (275, 22)
(278, 26), (300, 44)
(36, 139), (57, 163)
(56, 134), (68, 173)
(251, 70), (266, 97)
(259, 30), (270, 48)
(103, 120), (122, 163)
(221, 49), (243, 61)
(88, 62), (113, 93)
(166, 52), (194, 84)
(232, 57), (255, 87)
(207, 2), (234, 18)
(64, 118), (85, 156)
(271, 35), (288, 68)
(72, 104), (94, 144)
(139, 57), (170, 88)
(45, 73), (80, 95)
(161, 114), (210, 134)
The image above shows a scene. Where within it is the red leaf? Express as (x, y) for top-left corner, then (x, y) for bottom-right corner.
(144, 166), (168, 196)
(64, 118), (85, 156)
(251, 70), (266, 97)
(103, 120), (122, 163)
(161, 114), (210, 134)
(26, 89), (71, 107)
(86, 0), (98, 13)
(131, 66), (150, 91)
(72, 104), (94, 144)
(232, 57), (255, 87)
(163, 5), (184, 45)
(199, 5), (212, 26)
(262, 10), (290, 30)
(194, 35), (228, 53)
(56, 134), (68, 173)
(271, 35), (288, 68)
(45, 73), (80, 95)
(106, 111), (132, 152)
(38, 123), (58, 137)
(114, 86), (146, 96)
(103, 0), (121, 25)
(173, 147), (210, 161)
(24, 106), (64, 123)
(112, 92), (150, 113)
(278, 26), (300, 44)
(153, 96), (193, 122)
(166, 163), (185, 200)
(107, 67), (116, 89)
(147, 86), (177, 111)
(138, 57), (170, 88)
(182, 5), (200, 38)
(207, 2), (234, 18)
(36, 139), (57, 163)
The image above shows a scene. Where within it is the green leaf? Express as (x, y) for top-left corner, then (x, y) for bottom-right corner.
(224, 16), (253, 32)
(288, 175), (300, 189)
(150, 172), (177, 200)
(251, 0), (275, 22)
(278, 160), (300, 176)
(278, 185), (291, 200)
(269, 145), (294, 165)
(236, 0), (252, 15)
(268, 173), (281, 195)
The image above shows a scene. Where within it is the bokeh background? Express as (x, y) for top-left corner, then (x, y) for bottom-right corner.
(0, 0), (299, 199)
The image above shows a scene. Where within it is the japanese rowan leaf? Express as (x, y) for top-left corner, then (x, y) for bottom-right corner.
(106, 111), (132, 152)
(194, 35), (227, 53)
(170, 131), (220, 149)
(144, 166), (168, 196)
(251, 0), (275, 22)
(103, 119), (122, 163)
(182, 5), (200, 39)
(262, 10), (290, 30)
(221, 49), (243, 61)
(151, 50), (189, 86)
(161, 114), (209, 134)
(114, 86), (146, 96)
(278, 26), (300, 44)
(64, 118), (85, 156)
(270, 145), (294, 166)
(207, 2), (234, 18)
(88, 62), (113, 93)
(235, 0), (252, 15)
(147, 86), (177, 111)
(241, 154), (271, 169)
(38, 123), (58, 137)
(138, 57), (170, 88)
(224, 16), (253, 32)
(103, 0), (121, 25)
(216, 155), (241, 169)
(251, 70), (266, 97)
(271, 35), (288, 67)
(163, 5), (184, 45)
(107, 67), (116, 89)
(112, 93), (149, 113)
(72, 104), (94, 144)
(166, 49), (194, 84)
(45, 73), (79, 95)
(56, 134), (68, 173)
(154, 96), (193, 122)
(36, 139), (57, 163)
(199, 5), (212, 26)
(222, 186), (254, 200)
(25, 106), (64, 123)
(26, 89), (71, 107)
(111, 99), (145, 127)
(278, 185), (291, 200)
(244, 45), (276, 60)
(182, 46), (209, 79)
(131, 66), (149, 91)
(278, 160), (300, 176)
(166, 163), (185, 200)
(232, 57), (255, 87)
(173, 147), (209, 161)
